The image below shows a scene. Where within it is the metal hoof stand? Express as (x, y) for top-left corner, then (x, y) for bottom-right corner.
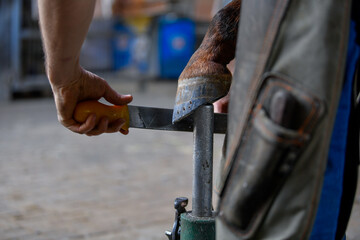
(125, 103), (225, 239)
(166, 105), (219, 240)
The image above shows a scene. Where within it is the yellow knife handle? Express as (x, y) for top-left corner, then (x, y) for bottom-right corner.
(73, 100), (130, 131)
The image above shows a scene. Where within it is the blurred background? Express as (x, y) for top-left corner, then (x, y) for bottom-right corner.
(0, 0), (359, 239)
(0, 0), (220, 98)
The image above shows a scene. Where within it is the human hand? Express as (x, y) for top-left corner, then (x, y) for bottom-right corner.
(213, 93), (230, 113)
(49, 66), (132, 136)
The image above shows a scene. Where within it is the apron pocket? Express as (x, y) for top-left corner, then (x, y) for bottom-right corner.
(220, 76), (325, 238)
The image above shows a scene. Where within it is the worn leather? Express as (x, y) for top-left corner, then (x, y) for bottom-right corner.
(172, 0), (241, 123)
(216, 0), (352, 239)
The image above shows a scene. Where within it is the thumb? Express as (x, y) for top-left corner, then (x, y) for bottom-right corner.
(103, 83), (133, 106)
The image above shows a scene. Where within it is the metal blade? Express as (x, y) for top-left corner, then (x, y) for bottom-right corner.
(128, 105), (227, 133)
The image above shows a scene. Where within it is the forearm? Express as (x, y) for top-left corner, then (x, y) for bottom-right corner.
(38, 0), (96, 87)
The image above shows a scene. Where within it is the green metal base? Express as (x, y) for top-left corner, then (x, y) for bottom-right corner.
(180, 212), (215, 240)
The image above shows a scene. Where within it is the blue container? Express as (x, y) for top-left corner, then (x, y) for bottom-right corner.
(112, 22), (135, 70)
(158, 16), (195, 79)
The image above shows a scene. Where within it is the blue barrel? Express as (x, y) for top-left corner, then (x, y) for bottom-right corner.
(112, 22), (135, 70)
(158, 16), (195, 79)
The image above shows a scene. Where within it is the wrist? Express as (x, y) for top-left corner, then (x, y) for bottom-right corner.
(46, 57), (81, 88)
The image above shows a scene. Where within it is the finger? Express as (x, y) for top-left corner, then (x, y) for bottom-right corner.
(213, 102), (220, 113)
(213, 101), (224, 113)
(106, 119), (125, 133)
(103, 83), (133, 105)
(65, 121), (83, 134)
(61, 114), (96, 134)
(80, 113), (97, 133)
(86, 117), (109, 136)
(120, 128), (129, 135)
(213, 96), (229, 113)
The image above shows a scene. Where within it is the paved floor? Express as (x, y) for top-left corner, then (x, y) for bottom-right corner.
(0, 80), (359, 240)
